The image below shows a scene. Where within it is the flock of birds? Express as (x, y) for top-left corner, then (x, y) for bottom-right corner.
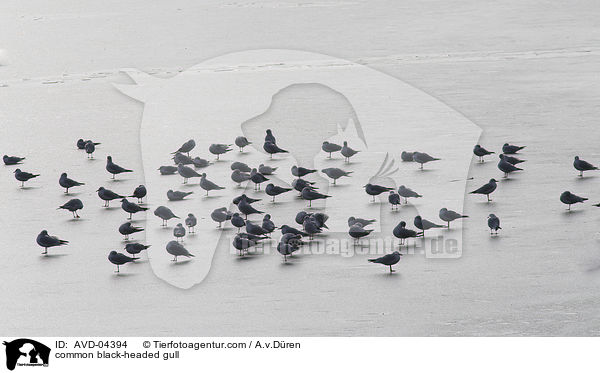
(4, 130), (600, 274)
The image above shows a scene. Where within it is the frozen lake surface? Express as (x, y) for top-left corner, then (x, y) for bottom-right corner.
(1, 0), (600, 336)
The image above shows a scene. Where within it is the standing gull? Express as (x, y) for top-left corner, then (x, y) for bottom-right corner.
(185, 213), (197, 233)
(469, 178), (498, 202)
(237, 198), (263, 218)
(388, 191), (401, 210)
(301, 187), (331, 207)
(158, 165), (178, 175)
(231, 161), (252, 173)
(36, 230), (68, 254)
(235, 136), (251, 152)
(397, 185), (422, 204)
(77, 139), (100, 149)
(296, 211), (310, 225)
(277, 241), (300, 262)
(439, 208), (468, 229)
(173, 152), (193, 165)
(58, 198), (84, 218)
(573, 156), (598, 177)
(124, 243), (150, 258)
(280, 225), (308, 237)
(265, 129), (277, 144)
(292, 178), (316, 193)
(502, 154), (526, 165)
(393, 221), (422, 246)
(348, 217), (376, 227)
(414, 215), (444, 236)
(349, 223), (374, 243)
(265, 183), (292, 202)
(292, 165), (317, 177)
(250, 168), (269, 191)
(118, 222), (143, 240)
(322, 141), (342, 158)
(258, 164), (277, 175)
(498, 154), (523, 178)
(192, 157), (210, 169)
(412, 152), (440, 169)
(172, 139), (196, 156)
(177, 164), (201, 184)
(364, 183), (394, 202)
(262, 214), (276, 235)
(125, 242), (150, 258)
(368, 251), (402, 273)
(246, 221), (269, 236)
(211, 207), (232, 228)
(209, 143), (232, 160)
(231, 169), (251, 186)
(233, 194), (261, 205)
(3, 155), (25, 165)
(154, 206), (179, 226)
(487, 214), (501, 235)
(130, 185), (147, 203)
(321, 168), (352, 185)
(232, 235), (256, 256)
(14, 169), (39, 187)
(231, 213), (246, 232)
(341, 141), (359, 163)
(473, 145), (494, 162)
(166, 241), (194, 262)
(106, 156), (133, 179)
(560, 191), (587, 210)
(84, 141), (95, 159)
(502, 143), (526, 154)
(401, 151), (414, 162)
(97, 187), (125, 207)
(173, 223), (186, 241)
(167, 189), (193, 201)
(302, 216), (322, 239)
(200, 173), (225, 195)
(59, 173), (85, 194)
(263, 141), (288, 158)
(108, 251), (138, 272)
(121, 198), (148, 220)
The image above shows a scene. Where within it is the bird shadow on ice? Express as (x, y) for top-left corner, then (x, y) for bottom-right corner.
(575, 175), (596, 182)
(562, 210), (584, 216)
(100, 206), (119, 211)
(264, 157), (288, 163)
(111, 272), (138, 278)
(171, 259), (193, 266)
(202, 195), (223, 200)
(110, 179), (128, 183)
(39, 253), (68, 259)
(18, 186), (40, 190)
(63, 192), (81, 197)
(329, 183), (351, 189)
(66, 218), (89, 223)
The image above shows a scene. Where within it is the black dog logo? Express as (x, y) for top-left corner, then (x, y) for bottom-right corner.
(3, 339), (50, 370)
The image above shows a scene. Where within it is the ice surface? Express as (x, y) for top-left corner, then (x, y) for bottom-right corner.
(1, 0), (600, 336)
